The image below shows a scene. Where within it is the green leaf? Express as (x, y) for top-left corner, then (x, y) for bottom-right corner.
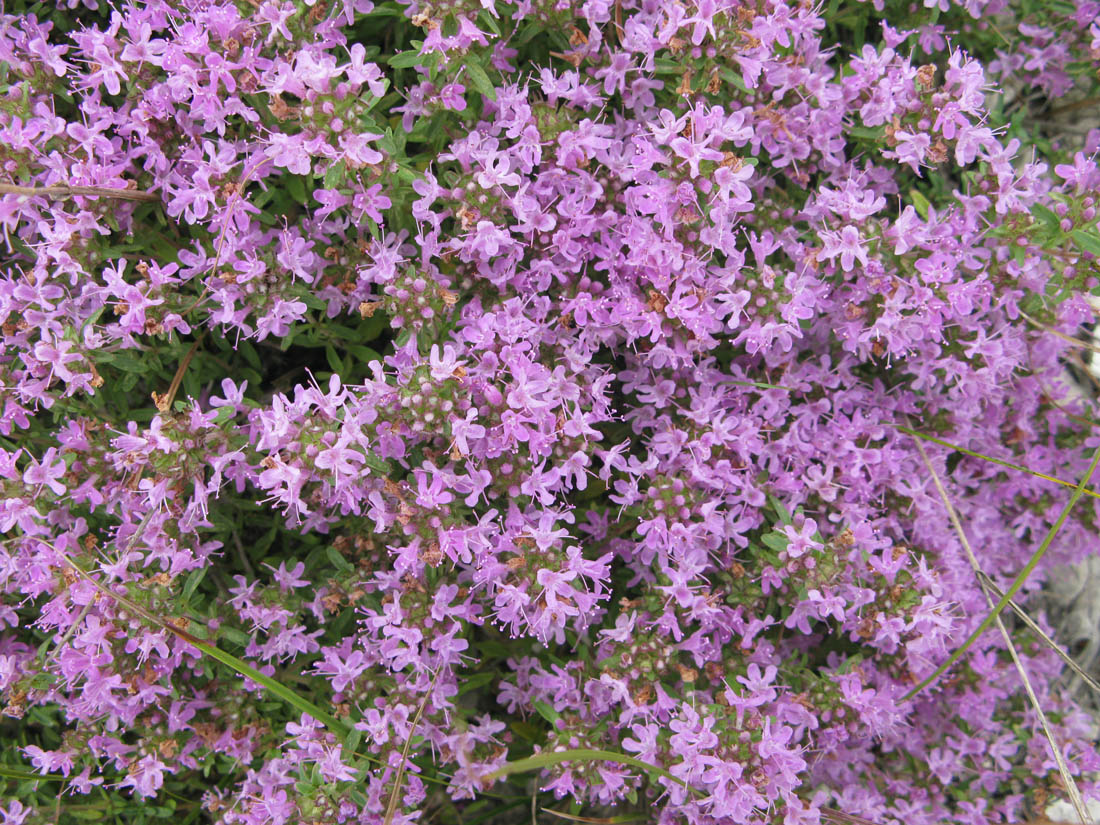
(848, 125), (885, 140)
(213, 405), (236, 425)
(348, 344), (382, 363)
(768, 495), (793, 524)
(362, 450), (393, 475)
(286, 174), (308, 205)
(465, 59), (497, 101)
(761, 532), (788, 552)
(300, 291), (327, 310)
(1072, 229), (1100, 258)
(30, 672), (57, 690)
(254, 523), (280, 556)
(344, 726), (363, 755)
(478, 9), (502, 35)
(909, 188), (931, 221)
(532, 699), (560, 725)
(457, 670), (497, 695)
(326, 546), (355, 573)
(370, 2), (407, 16)
(181, 568), (207, 603)
(1030, 203), (1059, 229)
(218, 626), (251, 647)
(323, 160), (346, 190)
(509, 720), (544, 742)
(389, 49), (427, 69)
(325, 345), (344, 374)
(103, 353), (150, 373)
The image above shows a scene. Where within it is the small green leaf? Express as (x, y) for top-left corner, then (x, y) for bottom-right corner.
(761, 532), (788, 552)
(181, 568), (207, 603)
(213, 405), (236, 424)
(103, 353), (149, 373)
(323, 160), (346, 190)
(389, 50), (426, 69)
(909, 188), (931, 220)
(848, 125), (885, 140)
(362, 450), (393, 475)
(30, 672), (57, 690)
(478, 9), (502, 35)
(218, 626), (251, 647)
(1030, 203), (1059, 229)
(326, 546), (355, 573)
(768, 495), (793, 524)
(344, 727), (363, 755)
(286, 174), (308, 204)
(324, 345), (344, 374)
(457, 670), (497, 695)
(348, 344), (382, 363)
(300, 291), (327, 310)
(532, 699), (560, 725)
(465, 59), (497, 101)
(1072, 229), (1100, 258)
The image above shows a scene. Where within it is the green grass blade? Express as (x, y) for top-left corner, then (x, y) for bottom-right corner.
(49, 544), (347, 737)
(895, 425), (1100, 501)
(485, 748), (698, 796)
(182, 634), (347, 736)
(902, 444), (1100, 702)
(541, 809), (644, 823)
(0, 766), (61, 781)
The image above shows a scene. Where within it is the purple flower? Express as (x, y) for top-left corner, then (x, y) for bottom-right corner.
(819, 225), (869, 272)
(22, 447), (67, 495)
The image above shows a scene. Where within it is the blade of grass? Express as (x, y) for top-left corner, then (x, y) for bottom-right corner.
(484, 748), (699, 797)
(42, 509), (159, 667)
(44, 541), (348, 737)
(541, 808), (643, 823)
(911, 436), (1090, 825)
(974, 571), (1100, 695)
(384, 667), (444, 825)
(820, 810), (882, 825)
(719, 378), (795, 392)
(0, 183), (159, 202)
(1020, 310), (1100, 357)
(903, 444), (1100, 702)
(893, 425), (1100, 502)
(0, 766), (62, 781)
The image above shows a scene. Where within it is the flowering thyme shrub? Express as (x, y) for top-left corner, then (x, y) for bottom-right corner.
(4, 0), (1100, 823)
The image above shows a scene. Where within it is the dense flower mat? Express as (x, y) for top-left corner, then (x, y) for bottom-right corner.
(3, 0), (1100, 823)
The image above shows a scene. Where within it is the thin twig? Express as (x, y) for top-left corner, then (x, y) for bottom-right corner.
(1019, 311), (1100, 358)
(975, 571), (1100, 695)
(0, 183), (159, 202)
(157, 333), (206, 412)
(913, 435), (1090, 825)
(903, 444), (1100, 700)
(384, 667), (445, 825)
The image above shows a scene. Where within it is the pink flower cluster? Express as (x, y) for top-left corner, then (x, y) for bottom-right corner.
(2, 0), (1100, 824)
